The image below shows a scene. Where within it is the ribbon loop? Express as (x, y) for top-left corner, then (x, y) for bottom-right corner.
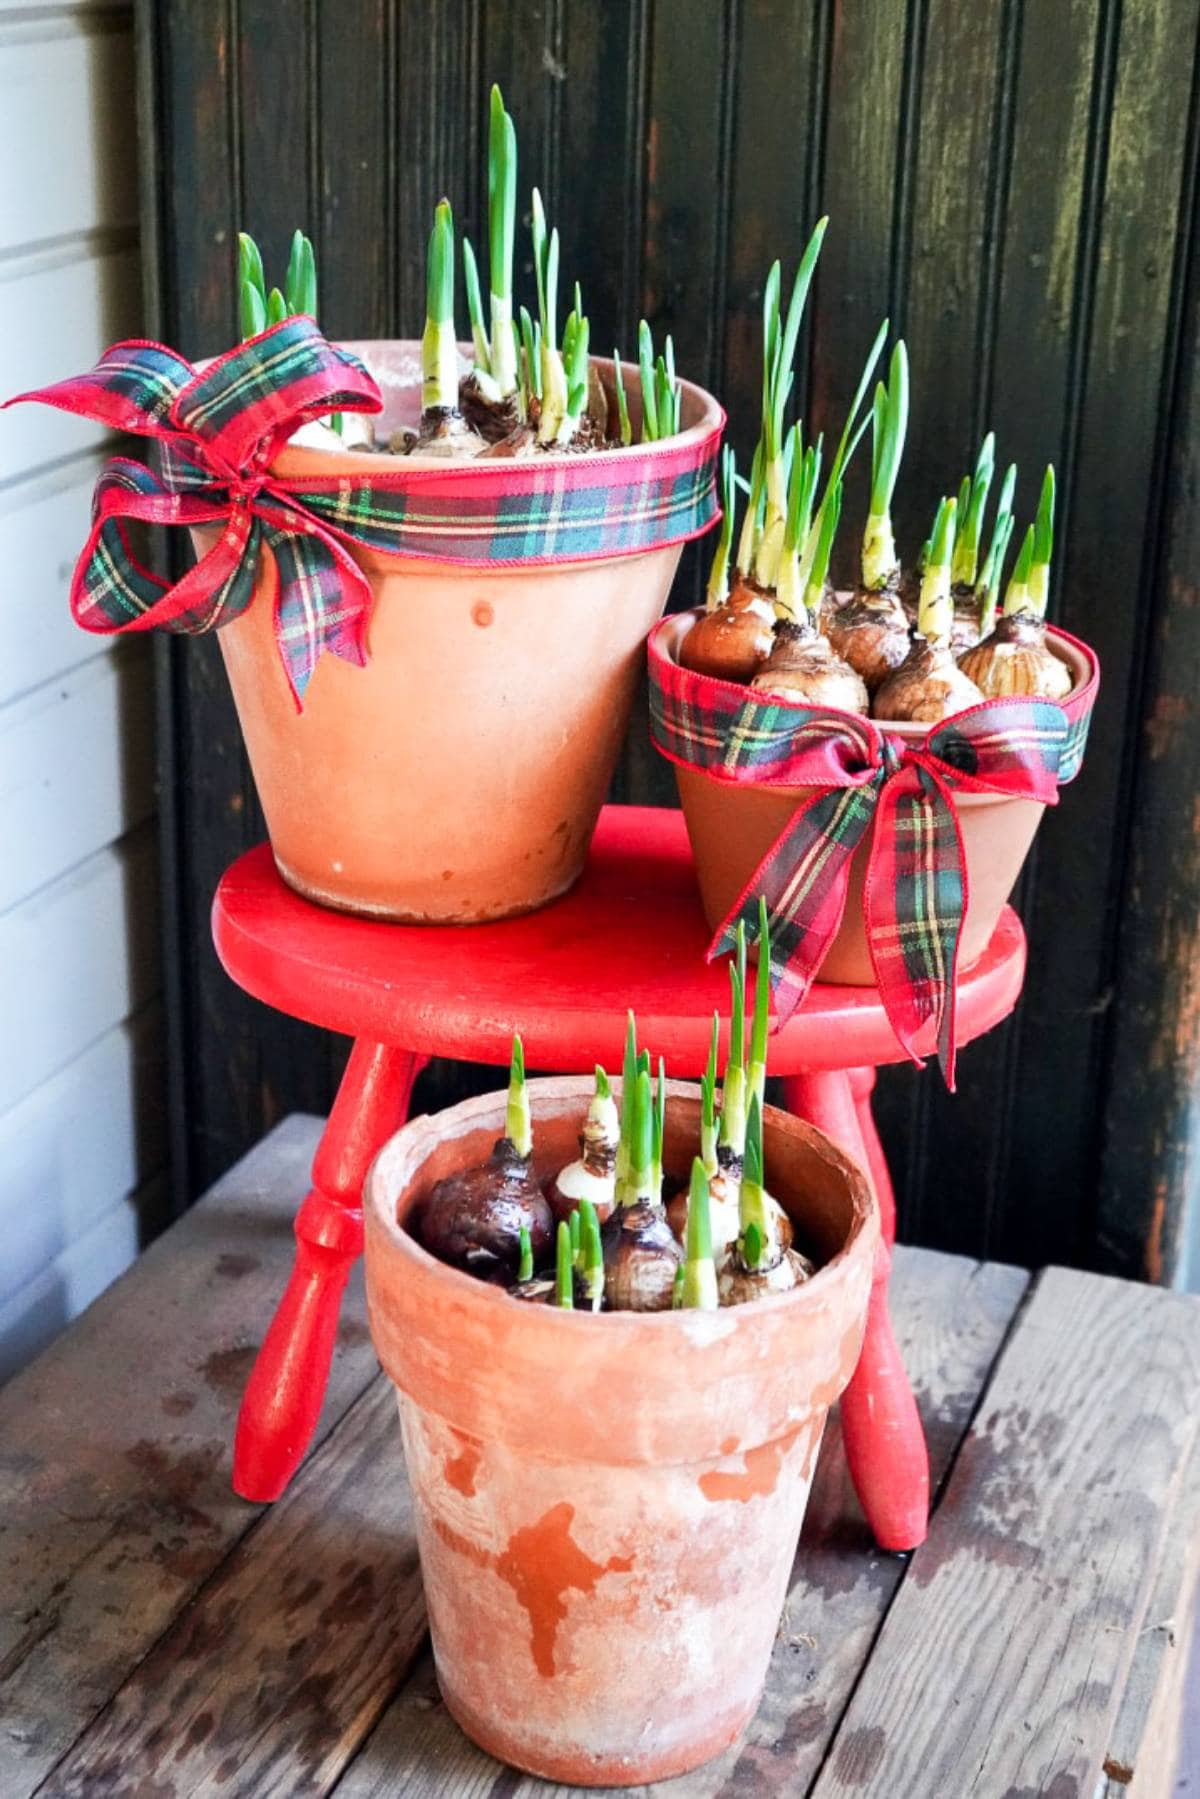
(648, 618), (1099, 1084)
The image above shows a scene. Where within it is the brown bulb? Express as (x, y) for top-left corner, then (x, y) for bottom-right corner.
(412, 406), (488, 460)
(949, 582), (983, 655)
(680, 579), (775, 683)
(416, 1138), (553, 1284)
(458, 376), (521, 444)
(958, 609), (1073, 700)
(600, 1202), (682, 1312)
(718, 1246), (814, 1307)
(873, 637), (985, 724)
(825, 588), (912, 691)
(751, 621), (870, 714)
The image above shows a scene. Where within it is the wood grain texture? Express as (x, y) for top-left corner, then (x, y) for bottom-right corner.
(810, 1266), (1200, 1797)
(0, 1115), (376, 1795)
(330, 1248), (1029, 1798)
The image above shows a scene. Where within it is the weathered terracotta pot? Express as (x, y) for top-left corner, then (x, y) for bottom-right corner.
(657, 609), (1093, 984)
(203, 343), (723, 923)
(365, 1077), (876, 1786)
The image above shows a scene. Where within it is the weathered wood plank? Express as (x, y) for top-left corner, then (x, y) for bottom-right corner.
(1101, 1437), (1200, 1796)
(0, 1115), (376, 1796)
(811, 1267), (1200, 1797)
(330, 1247), (1029, 1797)
(45, 1378), (424, 1799)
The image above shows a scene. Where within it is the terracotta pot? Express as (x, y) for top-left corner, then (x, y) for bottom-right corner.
(201, 342), (723, 923)
(657, 609), (1093, 984)
(365, 1076), (876, 1786)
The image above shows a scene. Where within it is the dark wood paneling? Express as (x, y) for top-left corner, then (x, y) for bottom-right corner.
(142, 1), (1200, 1280)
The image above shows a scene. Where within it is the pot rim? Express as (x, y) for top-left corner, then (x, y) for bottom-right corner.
(271, 340), (725, 482)
(652, 606), (1097, 746)
(366, 1075), (876, 1340)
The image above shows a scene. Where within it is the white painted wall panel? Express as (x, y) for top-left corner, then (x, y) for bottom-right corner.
(0, 24), (137, 253)
(0, 828), (160, 1117)
(0, 1173), (167, 1383)
(0, 1004), (165, 1305)
(0, 245), (141, 481)
(0, 643), (154, 912)
(0, 457), (115, 704)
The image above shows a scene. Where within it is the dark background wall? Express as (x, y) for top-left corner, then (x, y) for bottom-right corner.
(138, 0), (1200, 1283)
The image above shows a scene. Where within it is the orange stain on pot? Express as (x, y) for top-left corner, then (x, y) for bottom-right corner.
(431, 1502), (634, 1678)
(699, 1425), (803, 1504)
(443, 1429), (481, 1497)
(471, 599), (495, 628)
(498, 1504), (634, 1678)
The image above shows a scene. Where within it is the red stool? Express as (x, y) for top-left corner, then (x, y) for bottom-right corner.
(212, 804), (1025, 1549)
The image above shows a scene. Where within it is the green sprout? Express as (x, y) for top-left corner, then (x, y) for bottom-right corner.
(651, 1057), (667, 1201)
(1002, 522), (1037, 617)
(557, 303), (591, 443)
(569, 1206), (582, 1266)
(422, 199), (459, 413)
(638, 320), (658, 441)
(680, 1158), (719, 1309)
(800, 316), (889, 588)
(802, 474), (843, 622)
(720, 921), (748, 1158)
(505, 1033), (532, 1160)
(739, 1092), (771, 1271)
(918, 496), (958, 645)
(554, 1220), (574, 1308)
(238, 233), (267, 338)
(774, 430), (822, 625)
(862, 340), (909, 590)
(487, 84), (519, 396)
(579, 1199), (604, 1311)
(1028, 465), (1055, 615)
(517, 1224), (533, 1283)
(736, 439), (767, 581)
(705, 445), (738, 610)
(976, 461), (1017, 635)
(615, 1010), (637, 1203)
(613, 350), (632, 447)
(950, 433), (996, 587)
(594, 1063), (611, 1102)
(266, 287), (288, 327)
(700, 1010), (720, 1178)
(630, 1067), (655, 1203)
(754, 222), (829, 588)
(749, 896), (771, 1108)
(284, 228), (317, 319)
(462, 236), (492, 378)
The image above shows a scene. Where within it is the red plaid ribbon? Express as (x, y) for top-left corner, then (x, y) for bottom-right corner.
(6, 320), (721, 707)
(649, 616), (1100, 1085)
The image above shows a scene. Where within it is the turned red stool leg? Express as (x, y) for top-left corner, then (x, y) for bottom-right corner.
(232, 1041), (427, 1502)
(781, 1067), (929, 1551)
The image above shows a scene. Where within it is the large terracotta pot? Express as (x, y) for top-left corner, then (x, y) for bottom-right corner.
(656, 609), (1093, 984)
(205, 343), (723, 923)
(365, 1076), (876, 1786)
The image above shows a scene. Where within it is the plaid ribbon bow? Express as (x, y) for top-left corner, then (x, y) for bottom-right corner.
(649, 617), (1099, 1085)
(7, 320), (721, 707)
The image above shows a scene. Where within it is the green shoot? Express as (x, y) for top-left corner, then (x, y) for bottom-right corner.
(462, 236), (492, 375)
(681, 1158), (718, 1309)
(803, 316), (889, 582)
(739, 1092), (771, 1270)
(672, 1262), (685, 1309)
(1002, 523), (1036, 617)
(569, 1205), (582, 1268)
(579, 1199), (604, 1310)
(631, 1067), (655, 1201)
(517, 1224), (533, 1284)
(775, 433), (821, 624)
(736, 440), (767, 579)
(505, 1034), (532, 1160)
(487, 85), (519, 395)
(615, 1010), (637, 1202)
(284, 228), (317, 319)
(654, 338), (681, 439)
(638, 320), (658, 442)
(700, 1011), (720, 1177)
(749, 895), (771, 1107)
(802, 475), (842, 620)
(651, 1057), (667, 1202)
(862, 340), (909, 590)
(917, 496), (958, 645)
(238, 233), (266, 333)
(950, 433), (996, 587)
(706, 445), (738, 609)
(266, 286), (288, 327)
(557, 304), (591, 443)
(520, 306), (542, 402)
(976, 462), (1017, 636)
(756, 222), (828, 587)
(1028, 465), (1055, 615)
(595, 1063), (611, 1102)
(555, 1220), (574, 1308)
(534, 208), (566, 442)
(613, 350), (632, 447)
(720, 921), (748, 1157)
(422, 199), (459, 413)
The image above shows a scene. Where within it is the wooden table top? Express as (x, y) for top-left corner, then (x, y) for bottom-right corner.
(2, 1116), (1198, 1798)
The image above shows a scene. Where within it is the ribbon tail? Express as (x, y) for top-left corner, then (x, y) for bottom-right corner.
(261, 521), (373, 708)
(707, 782), (880, 1028)
(863, 765), (968, 1087)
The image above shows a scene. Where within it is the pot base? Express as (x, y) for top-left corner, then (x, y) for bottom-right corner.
(439, 1669), (754, 1787)
(272, 849), (585, 925)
